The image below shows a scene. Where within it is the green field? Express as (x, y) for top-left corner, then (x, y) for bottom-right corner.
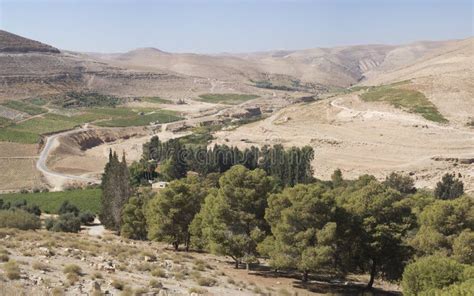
(0, 188), (102, 214)
(96, 109), (182, 127)
(0, 117), (12, 128)
(2, 100), (47, 115)
(198, 93), (259, 105)
(360, 84), (448, 123)
(0, 106), (182, 143)
(26, 97), (48, 106)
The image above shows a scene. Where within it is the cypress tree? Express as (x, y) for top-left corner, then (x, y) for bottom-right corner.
(100, 150), (131, 232)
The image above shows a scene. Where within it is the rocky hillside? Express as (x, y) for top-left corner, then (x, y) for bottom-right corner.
(0, 30), (60, 53)
(0, 31), (202, 101)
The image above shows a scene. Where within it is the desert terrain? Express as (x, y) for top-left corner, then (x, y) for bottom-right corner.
(0, 30), (472, 193)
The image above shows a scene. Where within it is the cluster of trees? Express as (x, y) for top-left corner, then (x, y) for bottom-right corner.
(114, 159), (472, 291)
(99, 142), (471, 292)
(140, 136), (314, 186)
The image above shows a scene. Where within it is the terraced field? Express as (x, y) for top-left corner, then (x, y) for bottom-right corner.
(0, 108), (182, 143)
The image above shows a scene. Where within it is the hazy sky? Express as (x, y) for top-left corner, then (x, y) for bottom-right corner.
(0, 0), (472, 53)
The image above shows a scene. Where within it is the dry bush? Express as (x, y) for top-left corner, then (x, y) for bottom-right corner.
(135, 262), (152, 272)
(63, 264), (82, 275)
(173, 270), (187, 281)
(91, 271), (103, 279)
(196, 276), (217, 287)
(51, 287), (65, 296)
(278, 288), (292, 296)
(111, 278), (127, 290)
(66, 272), (80, 284)
(133, 287), (149, 295)
(0, 254), (9, 262)
(151, 267), (166, 278)
(32, 261), (50, 271)
(149, 279), (163, 289)
(2, 260), (21, 280)
(188, 287), (207, 294)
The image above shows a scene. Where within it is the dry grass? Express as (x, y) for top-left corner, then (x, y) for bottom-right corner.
(2, 260), (21, 280)
(151, 267), (166, 278)
(111, 278), (127, 290)
(63, 264), (82, 275)
(188, 287), (207, 294)
(32, 261), (50, 272)
(196, 276), (218, 287)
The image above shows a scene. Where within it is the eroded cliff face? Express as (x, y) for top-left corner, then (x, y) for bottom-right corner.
(59, 128), (147, 152)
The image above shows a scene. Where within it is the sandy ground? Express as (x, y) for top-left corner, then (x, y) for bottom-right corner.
(212, 94), (474, 192)
(47, 129), (191, 181)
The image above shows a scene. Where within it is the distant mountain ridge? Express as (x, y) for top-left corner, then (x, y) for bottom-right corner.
(0, 29), (472, 107)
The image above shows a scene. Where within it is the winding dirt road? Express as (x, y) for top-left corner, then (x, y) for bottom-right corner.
(36, 126), (100, 190)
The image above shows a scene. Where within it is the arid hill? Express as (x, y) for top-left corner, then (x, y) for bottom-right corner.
(0, 31), (204, 101)
(0, 30), (60, 53)
(93, 39), (464, 87)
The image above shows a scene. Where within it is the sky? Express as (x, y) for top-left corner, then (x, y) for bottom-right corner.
(0, 0), (472, 53)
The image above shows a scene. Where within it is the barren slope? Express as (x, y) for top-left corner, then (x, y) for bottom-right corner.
(361, 38), (474, 123)
(212, 94), (474, 192)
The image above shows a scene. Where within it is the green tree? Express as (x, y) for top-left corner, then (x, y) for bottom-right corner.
(402, 256), (467, 296)
(192, 165), (276, 269)
(452, 230), (474, 264)
(261, 184), (337, 281)
(338, 179), (415, 288)
(146, 176), (208, 250)
(331, 169), (344, 188)
(100, 150), (132, 231)
(121, 189), (154, 240)
(383, 172), (415, 194)
(434, 173), (464, 200)
(411, 196), (473, 258)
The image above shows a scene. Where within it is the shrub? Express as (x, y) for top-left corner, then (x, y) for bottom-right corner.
(111, 279), (126, 290)
(452, 230), (474, 264)
(51, 287), (64, 296)
(402, 256), (465, 296)
(63, 264), (82, 275)
(79, 211), (95, 225)
(149, 279), (163, 289)
(151, 267), (166, 278)
(0, 210), (41, 230)
(0, 254), (9, 262)
(91, 271), (103, 279)
(32, 261), (50, 271)
(188, 287), (207, 294)
(58, 201), (80, 216)
(2, 260), (21, 280)
(50, 213), (81, 233)
(66, 272), (80, 284)
(196, 276), (217, 287)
